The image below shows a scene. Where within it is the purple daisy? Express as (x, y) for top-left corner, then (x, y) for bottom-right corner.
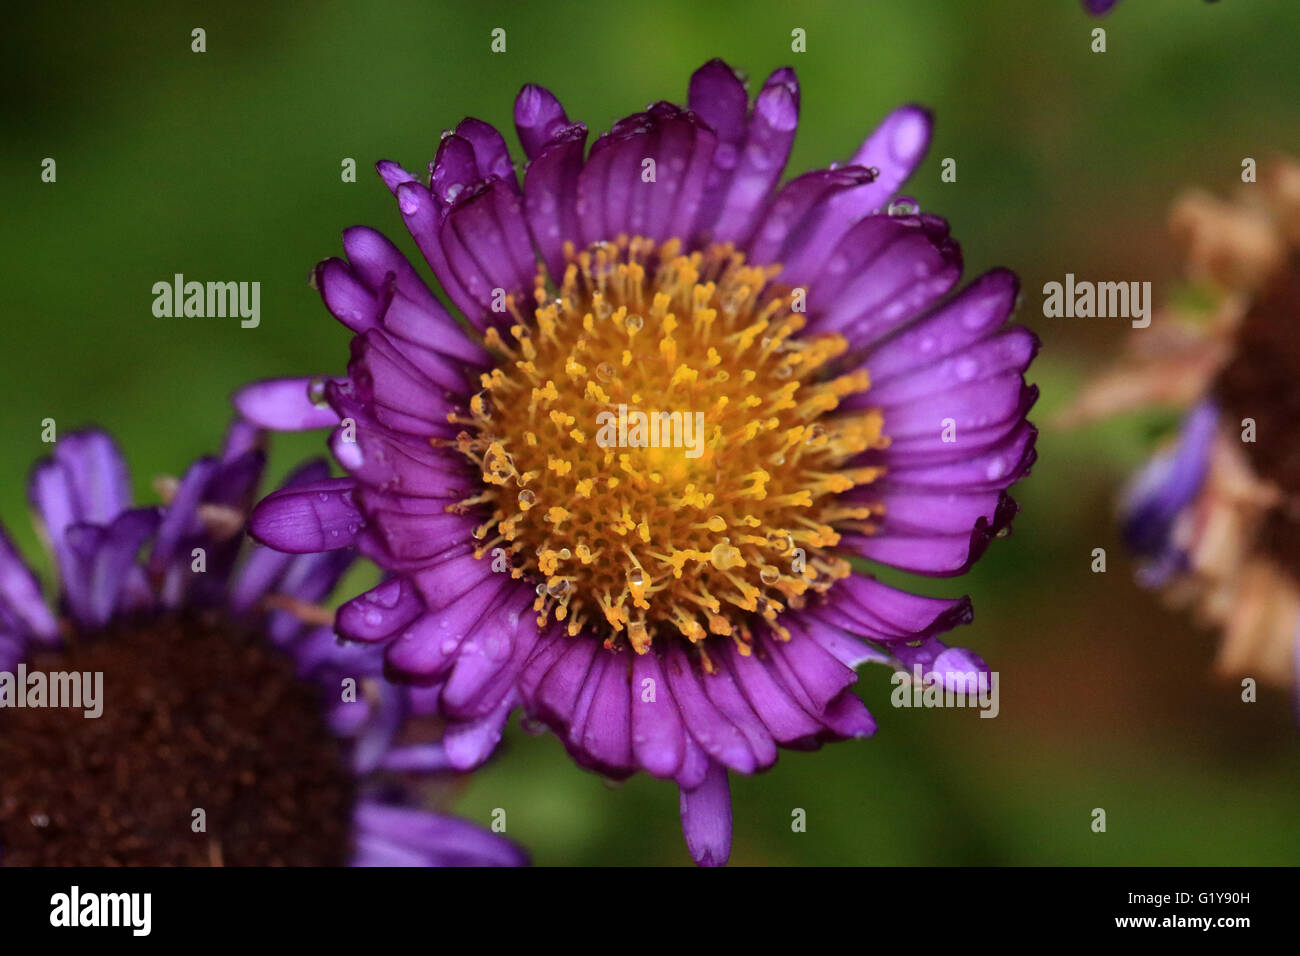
(0, 424), (524, 867)
(239, 59), (1038, 865)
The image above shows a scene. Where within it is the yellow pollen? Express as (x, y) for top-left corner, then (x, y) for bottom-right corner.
(451, 235), (888, 653)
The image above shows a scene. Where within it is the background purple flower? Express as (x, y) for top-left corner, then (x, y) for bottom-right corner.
(0, 425), (524, 867)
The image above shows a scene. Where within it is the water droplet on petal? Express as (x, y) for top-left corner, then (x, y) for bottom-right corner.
(520, 715), (547, 736)
(308, 376), (331, 408)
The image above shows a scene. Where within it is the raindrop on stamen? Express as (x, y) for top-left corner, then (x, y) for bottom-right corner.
(767, 531), (794, 554)
(709, 540), (743, 571)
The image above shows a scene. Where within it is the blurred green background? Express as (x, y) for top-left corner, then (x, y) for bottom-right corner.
(4, 0), (1300, 864)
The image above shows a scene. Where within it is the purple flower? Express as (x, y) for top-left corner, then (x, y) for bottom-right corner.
(0, 424), (524, 867)
(1084, 0), (1218, 14)
(241, 59), (1038, 865)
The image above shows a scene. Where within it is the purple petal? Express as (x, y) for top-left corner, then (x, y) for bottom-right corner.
(249, 477), (363, 553)
(710, 67), (800, 244)
(679, 761), (731, 867)
(0, 527), (58, 643)
(234, 378), (341, 431)
(514, 84), (572, 161)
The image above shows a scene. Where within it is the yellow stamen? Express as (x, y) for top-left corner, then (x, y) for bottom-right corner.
(451, 236), (888, 653)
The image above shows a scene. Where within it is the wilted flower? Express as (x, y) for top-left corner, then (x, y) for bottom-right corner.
(1063, 158), (1300, 690)
(240, 59), (1038, 864)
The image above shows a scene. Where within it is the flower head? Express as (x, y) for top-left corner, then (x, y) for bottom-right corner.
(1064, 158), (1300, 690)
(242, 59), (1038, 865)
(0, 425), (523, 866)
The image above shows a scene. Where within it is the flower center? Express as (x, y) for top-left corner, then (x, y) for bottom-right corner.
(452, 236), (889, 659)
(0, 613), (355, 865)
(1214, 253), (1300, 569)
